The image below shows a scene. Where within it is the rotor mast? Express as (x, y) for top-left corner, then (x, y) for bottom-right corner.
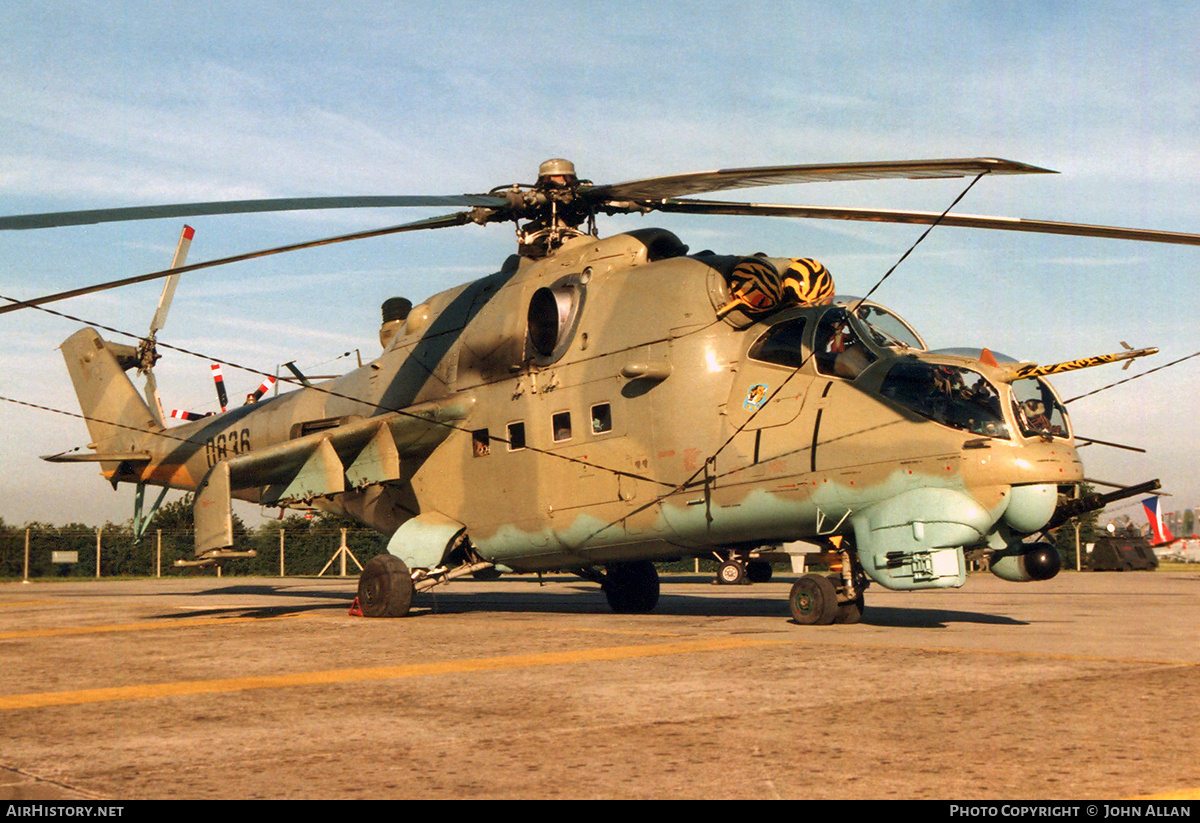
(475, 158), (600, 257)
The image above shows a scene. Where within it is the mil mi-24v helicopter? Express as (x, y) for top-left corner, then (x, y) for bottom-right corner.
(3, 156), (1197, 624)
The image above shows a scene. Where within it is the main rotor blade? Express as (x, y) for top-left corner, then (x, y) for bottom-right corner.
(0, 211), (472, 316)
(657, 200), (1200, 247)
(0, 195), (506, 231)
(591, 158), (1054, 203)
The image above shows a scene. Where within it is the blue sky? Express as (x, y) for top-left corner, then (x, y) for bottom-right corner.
(1, 1), (1198, 527)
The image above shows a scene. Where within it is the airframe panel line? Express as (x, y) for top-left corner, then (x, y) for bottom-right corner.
(0, 613), (302, 641)
(0, 636), (790, 711)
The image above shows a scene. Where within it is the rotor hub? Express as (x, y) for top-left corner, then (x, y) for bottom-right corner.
(537, 158), (578, 186)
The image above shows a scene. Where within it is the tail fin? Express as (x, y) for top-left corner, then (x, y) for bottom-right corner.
(60, 328), (163, 455)
(1142, 496), (1176, 546)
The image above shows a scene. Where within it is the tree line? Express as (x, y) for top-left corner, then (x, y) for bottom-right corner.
(0, 495), (389, 579)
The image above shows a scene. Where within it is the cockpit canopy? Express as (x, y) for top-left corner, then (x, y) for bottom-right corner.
(745, 297), (1071, 442)
(881, 361), (1009, 438)
(842, 298), (926, 352)
(747, 298), (925, 375)
(1011, 376), (1070, 438)
(878, 363), (1071, 441)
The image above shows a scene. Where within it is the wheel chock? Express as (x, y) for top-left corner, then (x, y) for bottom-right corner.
(348, 597), (363, 617)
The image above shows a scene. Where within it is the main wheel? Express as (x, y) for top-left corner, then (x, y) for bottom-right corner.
(788, 574), (838, 625)
(747, 561), (773, 583)
(357, 554), (415, 618)
(717, 560), (747, 585)
(604, 560), (660, 614)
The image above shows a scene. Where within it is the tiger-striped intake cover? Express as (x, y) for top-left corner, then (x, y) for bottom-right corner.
(781, 258), (834, 306)
(719, 257), (783, 317)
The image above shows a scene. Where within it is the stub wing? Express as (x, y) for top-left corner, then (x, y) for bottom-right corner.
(192, 397), (474, 557)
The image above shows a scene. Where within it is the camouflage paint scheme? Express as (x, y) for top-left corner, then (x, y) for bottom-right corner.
(59, 226), (1083, 607)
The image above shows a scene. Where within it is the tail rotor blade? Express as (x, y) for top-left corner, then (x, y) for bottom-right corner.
(211, 363), (228, 412)
(149, 225), (194, 336)
(143, 224), (195, 426)
(246, 375), (276, 404)
(144, 368), (166, 426)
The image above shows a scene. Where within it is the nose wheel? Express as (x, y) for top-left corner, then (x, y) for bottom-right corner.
(828, 573), (865, 624)
(788, 572), (866, 625)
(788, 574), (839, 624)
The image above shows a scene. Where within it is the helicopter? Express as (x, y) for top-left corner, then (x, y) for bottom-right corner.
(3, 156), (1197, 625)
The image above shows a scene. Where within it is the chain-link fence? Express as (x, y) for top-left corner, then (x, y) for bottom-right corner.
(0, 516), (389, 580)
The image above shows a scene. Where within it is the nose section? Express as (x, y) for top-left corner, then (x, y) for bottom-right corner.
(1002, 483), (1059, 533)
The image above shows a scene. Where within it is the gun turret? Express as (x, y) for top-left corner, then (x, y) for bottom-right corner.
(1045, 479), (1162, 532)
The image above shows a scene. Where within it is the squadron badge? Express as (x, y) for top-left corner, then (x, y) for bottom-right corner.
(743, 383), (769, 411)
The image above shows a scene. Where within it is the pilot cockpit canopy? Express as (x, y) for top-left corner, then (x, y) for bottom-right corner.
(838, 297), (926, 352)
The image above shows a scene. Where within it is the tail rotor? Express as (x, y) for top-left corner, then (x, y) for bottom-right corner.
(211, 363), (229, 412)
(139, 225), (194, 425)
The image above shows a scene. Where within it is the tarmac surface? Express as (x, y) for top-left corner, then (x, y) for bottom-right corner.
(2, 568), (1199, 800)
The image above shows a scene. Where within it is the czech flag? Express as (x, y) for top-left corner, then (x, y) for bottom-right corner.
(1143, 496), (1175, 545)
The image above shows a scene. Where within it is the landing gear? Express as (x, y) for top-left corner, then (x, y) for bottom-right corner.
(717, 560), (748, 585)
(787, 566), (867, 625)
(828, 574), (865, 624)
(714, 553), (773, 585)
(747, 560), (773, 583)
(604, 560), (660, 614)
(357, 554), (415, 618)
(788, 574), (839, 625)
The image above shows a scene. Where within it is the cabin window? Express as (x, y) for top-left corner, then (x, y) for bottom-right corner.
(814, 308), (876, 379)
(472, 428), (491, 457)
(591, 403), (612, 434)
(748, 318), (808, 368)
(552, 412), (572, 442)
(880, 362), (1010, 439)
(506, 422), (526, 451)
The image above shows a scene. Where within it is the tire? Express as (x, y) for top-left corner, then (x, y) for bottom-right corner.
(717, 560), (747, 585)
(833, 596), (865, 624)
(357, 554), (415, 618)
(604, 561), (660, 614)
(827, 573), (864, 624)
(747, 561), (773, 583)
(788, 574), (838, 625)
